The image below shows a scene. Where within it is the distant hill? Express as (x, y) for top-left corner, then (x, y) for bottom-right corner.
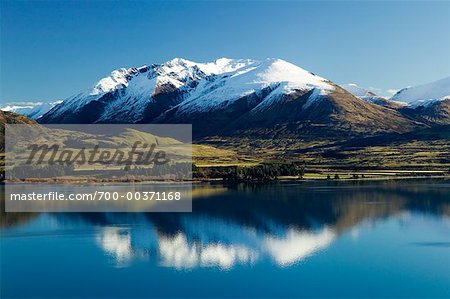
(340, 83), (405, 109)
(390, 76), (450, 103)
(399, 98), (450, 125)
(0, 111), (36, 150)
(0, 101), (61, 120)
(0, 111), (231, 167)
(341, 79), (450, 126)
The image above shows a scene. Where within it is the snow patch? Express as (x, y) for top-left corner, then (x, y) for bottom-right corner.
(408, 97), (448, 108)
(44, 57), (335, 122)
(1, 101), (62, 119)
(390, 76), (450, 103)
(340, 83), (371, 98)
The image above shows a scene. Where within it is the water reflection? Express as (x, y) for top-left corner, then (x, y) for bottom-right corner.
(95, 227), (147, 268)
(263, 227), (335, 266)
(1, 180), (449, 269)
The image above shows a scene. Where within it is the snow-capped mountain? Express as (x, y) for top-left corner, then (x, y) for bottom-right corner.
(400, 96), (450, 125)
(0, 101), (61, 119)
(390, 77), (450, 125)
(39, 58), (419, 137)
(340, 84), (404, 109)
(390, 76), (450, 104)
(40, 58), (261, 123)
(40, 58), (333, 124)
(160, 58), (333, 114)
(341, 78), (450, 126)
(340, 83), (372, 98)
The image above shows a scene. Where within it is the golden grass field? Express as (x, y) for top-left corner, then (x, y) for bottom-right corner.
(1, 110), (449, 180)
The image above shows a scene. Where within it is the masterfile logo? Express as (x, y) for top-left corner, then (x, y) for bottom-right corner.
(4, 124), (192, 212)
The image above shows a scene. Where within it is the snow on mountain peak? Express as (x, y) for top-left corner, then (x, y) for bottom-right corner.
(340, 83), (371, 98)
(157, 57), (254, 77)
(338, 83), (409, 108)
(167, 57), (193, 65)
(0, 101), (62, 119)
(159, 58), (196, 75)
(91, 66), (150, 95)
(86, 58), (332, 101)
(199, 58), (255, 75)
(41, 57), (337, 123)
(390, 76), (450, 103)
(165, 58), (334, 115)
(254, 58), (331, 92)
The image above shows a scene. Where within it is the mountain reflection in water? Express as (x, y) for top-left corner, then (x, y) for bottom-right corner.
(1, 180), (449, 270)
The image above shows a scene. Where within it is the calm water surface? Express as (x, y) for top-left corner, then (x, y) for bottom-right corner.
(1, 180), (449, 298)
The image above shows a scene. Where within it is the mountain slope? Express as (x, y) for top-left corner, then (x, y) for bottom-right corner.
(390, 76), (450, 103)
(159, 82), (417, 138)
(153, 59), (418, 137)
(340, 84), (404, 109)
(40, 58), (254, 124)
(390, 77), (450, 125)
(399, 97), (450, 125)
(39, 58), (421, 138)
(0, 111), (37, 150)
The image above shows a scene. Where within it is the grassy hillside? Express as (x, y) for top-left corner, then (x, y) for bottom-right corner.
(1, 111), (449, 180)
(198, 125), (450, 171)
(0, 111), (36, 149)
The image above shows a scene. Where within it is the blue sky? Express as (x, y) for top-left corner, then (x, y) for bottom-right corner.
(1, 0), (449, 102)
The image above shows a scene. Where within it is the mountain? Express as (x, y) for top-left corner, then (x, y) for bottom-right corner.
(40, 58), (253, 124)
(341, 79), (450, 125)
(340, 84), (404, 109)
(0, 101), (62, 119)
(390, 76), (450, 104)
(0, 111), (230, 171)
(0, 111), (37, 150)
(39, 58), (420, 138)
(399, 97), (450, 125)
(390, 77), (450, 125)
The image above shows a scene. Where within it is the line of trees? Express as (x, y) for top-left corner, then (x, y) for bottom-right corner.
(122, 162), (192, 179)
(7, 164), (75, 179)
(194, 162), (306, 182)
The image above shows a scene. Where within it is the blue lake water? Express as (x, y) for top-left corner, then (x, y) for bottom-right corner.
(1, 180), (449, 298)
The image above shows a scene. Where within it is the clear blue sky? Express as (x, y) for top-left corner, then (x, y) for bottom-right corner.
(1, 0), (449, 101)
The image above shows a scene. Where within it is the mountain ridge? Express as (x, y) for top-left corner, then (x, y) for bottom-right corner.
(390, 76), (450, 104)
(37, 57), (438, 139)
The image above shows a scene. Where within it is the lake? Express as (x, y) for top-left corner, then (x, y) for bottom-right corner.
(1, 180), (449, 298)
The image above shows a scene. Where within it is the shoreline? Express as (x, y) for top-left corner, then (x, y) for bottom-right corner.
(2, 174), (449, 185)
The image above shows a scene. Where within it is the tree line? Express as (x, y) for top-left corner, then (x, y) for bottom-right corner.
(193, 162), (306, 182)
